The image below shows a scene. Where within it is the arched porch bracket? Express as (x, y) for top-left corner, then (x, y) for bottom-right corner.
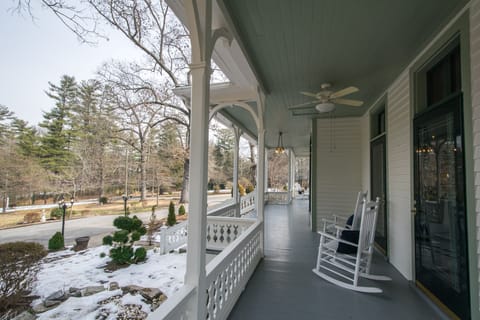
(209, 101), (260, 131)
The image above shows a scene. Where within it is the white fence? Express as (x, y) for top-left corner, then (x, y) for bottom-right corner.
(149, 220), (263, 319)
(240, 191), (255, 215)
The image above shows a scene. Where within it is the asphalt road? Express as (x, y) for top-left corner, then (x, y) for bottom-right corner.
(0, 194), (232, 247)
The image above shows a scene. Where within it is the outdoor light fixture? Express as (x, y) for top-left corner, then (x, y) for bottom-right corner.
(58, 199), (68, 238)
(315, 102), (335, 113)
(275, 131), (285, 154)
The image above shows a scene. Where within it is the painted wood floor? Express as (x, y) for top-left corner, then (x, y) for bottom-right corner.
(228, 199), (448, 320)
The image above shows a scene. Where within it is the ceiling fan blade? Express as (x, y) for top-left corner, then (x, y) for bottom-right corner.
(330, 86), (359, 99)
(331, 98), (364, 107)
(300, 91), (318, 98)
(287, 100), (318, 110)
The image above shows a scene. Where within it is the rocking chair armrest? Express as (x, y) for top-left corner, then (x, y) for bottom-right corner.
(317, 231), (359, 248)
(334, 225), (353, 232)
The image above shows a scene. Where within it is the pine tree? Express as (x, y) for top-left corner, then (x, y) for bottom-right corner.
(12, 119), (39, 157)
(38, 75), (78, 175)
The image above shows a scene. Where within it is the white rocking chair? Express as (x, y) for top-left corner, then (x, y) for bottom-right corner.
(322, 191), (368, 235)
(313, 198), (391, 293)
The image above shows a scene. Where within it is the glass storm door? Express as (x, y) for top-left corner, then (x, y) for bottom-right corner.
(413, 94), (469, 319)
(371, 135), (387, 254)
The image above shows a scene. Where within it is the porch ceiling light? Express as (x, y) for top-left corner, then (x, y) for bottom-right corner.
(315, 102), (335, 113)
(275, 131), (285, 154)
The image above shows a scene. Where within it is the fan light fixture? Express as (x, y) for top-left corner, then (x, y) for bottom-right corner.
(275, 131), (285, 154)
(315, 102), (335, 113)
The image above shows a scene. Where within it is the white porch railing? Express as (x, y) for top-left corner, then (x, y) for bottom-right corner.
(157, 216), (256, 254)
(206, 217), (256, 251)
(265, 191), (290, 204)
(207, 201), (237, 217)
(159, 222), (188, 254)
(149, 220), (263, 319)
(240, 191), (255, 215)
(205, 221), (262, 319)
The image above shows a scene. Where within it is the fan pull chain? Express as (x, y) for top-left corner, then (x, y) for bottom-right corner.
(329, 111), (336, 152)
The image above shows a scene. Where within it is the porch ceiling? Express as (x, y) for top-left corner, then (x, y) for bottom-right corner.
(219, 0), (467, 156)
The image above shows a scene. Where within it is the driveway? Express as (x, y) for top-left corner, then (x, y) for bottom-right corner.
(0, 194), (232, 247)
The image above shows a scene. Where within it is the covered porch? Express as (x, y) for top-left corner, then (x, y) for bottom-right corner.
(149, 0), (480, 319)
(229, 200), (445, 320)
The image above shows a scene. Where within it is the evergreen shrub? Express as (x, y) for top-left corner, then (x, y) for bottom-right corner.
(178, 205), (186, 216)
(48, 232), (64, 251)
(167, 201), (176, 226)
(103, 215), (147, 265)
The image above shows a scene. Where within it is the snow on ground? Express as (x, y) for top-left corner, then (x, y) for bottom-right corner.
(31, 246), (186, 319)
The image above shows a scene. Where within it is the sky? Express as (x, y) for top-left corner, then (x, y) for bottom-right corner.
(0, 2), (143, 125)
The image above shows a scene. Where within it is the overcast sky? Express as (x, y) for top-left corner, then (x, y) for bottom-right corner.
(0, 2), (143, 125)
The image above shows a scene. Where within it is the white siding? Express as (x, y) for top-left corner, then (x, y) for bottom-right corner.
(470, 0), (480, 307)
(360, 113), (370, 193)
(386, 71), (412, 280)
(315, 117), (363, 230)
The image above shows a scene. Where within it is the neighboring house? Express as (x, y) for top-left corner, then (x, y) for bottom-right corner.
(151, 0), (480, 319)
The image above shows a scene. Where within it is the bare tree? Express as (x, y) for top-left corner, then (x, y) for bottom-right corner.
(13, 0), (230, 203)
(99, 61), (179, 200)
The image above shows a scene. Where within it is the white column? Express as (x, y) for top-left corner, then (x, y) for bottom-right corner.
(185, 62), (210, 319)
(256, 129), (266, 257)
(265, 148), (269, 193)
(288, 149), (293, 203)
(290, 149), (297, 198)
(233, 126), (242, 217)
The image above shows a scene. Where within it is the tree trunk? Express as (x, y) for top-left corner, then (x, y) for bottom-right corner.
(179, 157), (189, 203)
(140, 149), (147, 201)
(98, 156), (105, 203)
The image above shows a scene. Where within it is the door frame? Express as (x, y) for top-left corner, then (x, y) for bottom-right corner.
(410, 11), (477, 319)
(413, 92), (469, 319)
(370, 133), (387, 256)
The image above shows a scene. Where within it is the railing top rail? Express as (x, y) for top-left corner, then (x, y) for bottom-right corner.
(207, 199), (236, 215)
(165, 220), (188, 233)
(206, 216), (257, 224)
(147, 284), (196, 319)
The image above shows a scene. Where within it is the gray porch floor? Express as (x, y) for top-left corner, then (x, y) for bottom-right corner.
(228, 199), (447, 320)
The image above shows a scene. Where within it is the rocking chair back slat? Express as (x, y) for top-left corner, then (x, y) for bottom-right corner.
(351, 191), (368, 230)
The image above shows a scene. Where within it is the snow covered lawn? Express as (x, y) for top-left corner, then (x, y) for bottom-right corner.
(31, 246), (186, 320)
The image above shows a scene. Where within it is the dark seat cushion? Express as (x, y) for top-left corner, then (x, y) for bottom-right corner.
(337, 230), (359, 254)
(346, 214), (354, 227)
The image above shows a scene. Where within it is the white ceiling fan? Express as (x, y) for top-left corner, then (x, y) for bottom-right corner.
(288, 83), (364, 113)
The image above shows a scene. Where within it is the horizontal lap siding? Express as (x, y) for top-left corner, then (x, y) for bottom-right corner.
(471, 0), (480, 307)
(361, 114), (370, 193)
(315, 118), (362, 230)
(387, 71), (412, 280)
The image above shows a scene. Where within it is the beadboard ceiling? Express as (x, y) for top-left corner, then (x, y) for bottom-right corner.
(218, 0), (468, 155)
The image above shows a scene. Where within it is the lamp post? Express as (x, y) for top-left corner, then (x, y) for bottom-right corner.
(122, 195), (128, 216)
(58, 199), (68, 238)
(69, 198), (74, 219)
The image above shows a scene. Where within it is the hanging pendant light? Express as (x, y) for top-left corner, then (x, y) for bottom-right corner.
(275, 131), (285, 154)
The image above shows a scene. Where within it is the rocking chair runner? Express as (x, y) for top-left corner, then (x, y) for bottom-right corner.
(313, 197), (391, 293)
(322, 191), (368, 235)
